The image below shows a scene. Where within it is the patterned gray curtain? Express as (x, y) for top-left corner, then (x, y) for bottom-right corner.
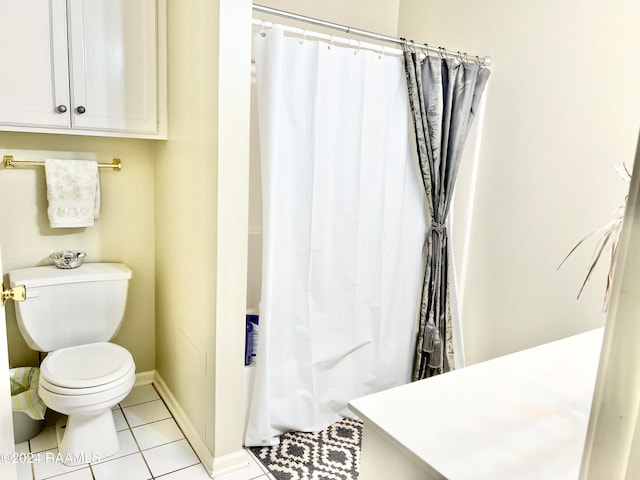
(403, 47), (490, 380)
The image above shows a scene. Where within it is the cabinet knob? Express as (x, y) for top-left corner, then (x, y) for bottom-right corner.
(57, 105), (67, 113)
(76, 106), (86, 114)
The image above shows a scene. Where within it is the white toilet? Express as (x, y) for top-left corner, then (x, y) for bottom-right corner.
(8, 263), (135, 463)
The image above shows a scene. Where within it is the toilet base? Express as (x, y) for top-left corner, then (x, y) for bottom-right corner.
(56, 410), (120, 465)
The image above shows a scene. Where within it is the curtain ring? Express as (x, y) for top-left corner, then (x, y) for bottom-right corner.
(410, 39), (417, 53)
(421, 43), (430, 58)
(260, 19), (267, 37)
(328, 35), (334, 50)
(354, 39), (361, 55)
(475, 55), (481, 66)
(299, 28), (306, 45)
(438, 47), (446, 59)
(379, 44), (385, 59)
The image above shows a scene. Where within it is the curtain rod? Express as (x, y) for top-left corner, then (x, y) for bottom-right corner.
(253, 20), (404, 57)
(252, 4), (491, 67)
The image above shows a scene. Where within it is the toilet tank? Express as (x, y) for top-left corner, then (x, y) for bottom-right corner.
(8, 263), (132, 352)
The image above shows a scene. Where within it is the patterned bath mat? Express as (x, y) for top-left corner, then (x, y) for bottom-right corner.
(250, 417), (363, 480)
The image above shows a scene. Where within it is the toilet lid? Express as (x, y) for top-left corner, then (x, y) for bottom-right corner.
(41, 342), (134, 389)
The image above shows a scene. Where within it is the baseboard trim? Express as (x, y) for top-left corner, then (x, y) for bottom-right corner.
(134, 370), (155, 387)
(152, 372), (215, 474)
(212, 449), (251, 477)
(149, 371), (249, 477)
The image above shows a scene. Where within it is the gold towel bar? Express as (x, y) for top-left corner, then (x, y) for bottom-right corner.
(3, 155), (122, 172)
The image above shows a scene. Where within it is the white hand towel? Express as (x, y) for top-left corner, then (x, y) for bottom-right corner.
(44, 159), (101, 228)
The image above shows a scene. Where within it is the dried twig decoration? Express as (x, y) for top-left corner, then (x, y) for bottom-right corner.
(558, 165), (630, 312)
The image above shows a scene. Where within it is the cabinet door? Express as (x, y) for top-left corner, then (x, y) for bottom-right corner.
(0, 0), (70, 128)
(68, 0), (158, 134)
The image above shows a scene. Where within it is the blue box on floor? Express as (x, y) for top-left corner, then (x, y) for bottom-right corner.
(245, 314), (259, 366)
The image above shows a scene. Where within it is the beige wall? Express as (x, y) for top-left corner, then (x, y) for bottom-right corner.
(0, 132), (156, 372)
(398, 0), (640, 363)
(154, 0), (219, 457)
(154, 0), (250, 472)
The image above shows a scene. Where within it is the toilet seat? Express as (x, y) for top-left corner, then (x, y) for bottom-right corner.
(41, 342), (134, 392)
(38, 342), (136, 412)
(39, 368), (135, 410)
(39, 363), (135, 396)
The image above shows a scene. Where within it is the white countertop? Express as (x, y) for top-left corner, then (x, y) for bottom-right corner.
(349, 328), (603, 480)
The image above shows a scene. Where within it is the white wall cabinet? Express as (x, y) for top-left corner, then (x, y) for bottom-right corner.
(0, 0), (166, 139)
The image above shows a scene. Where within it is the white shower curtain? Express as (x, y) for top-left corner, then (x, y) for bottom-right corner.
(245, 28), (427, 446)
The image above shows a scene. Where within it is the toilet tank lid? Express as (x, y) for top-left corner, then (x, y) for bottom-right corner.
(9, 263), (132, 288)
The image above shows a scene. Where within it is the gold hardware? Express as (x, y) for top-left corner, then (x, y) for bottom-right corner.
(2, 284), (26, 306)
(3, 155), (122, 171)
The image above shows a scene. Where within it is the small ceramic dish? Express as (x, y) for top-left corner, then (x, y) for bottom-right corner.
(49, 251), (86, 269)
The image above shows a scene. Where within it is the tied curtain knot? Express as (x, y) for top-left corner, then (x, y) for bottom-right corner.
(430, 221), (446, 236)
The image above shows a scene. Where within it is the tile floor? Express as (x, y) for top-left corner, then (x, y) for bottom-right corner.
(15, 384), (275, 480)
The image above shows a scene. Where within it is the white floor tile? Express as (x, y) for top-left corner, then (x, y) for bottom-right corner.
(93, 428), (139, 465)
(120, 384), (160, 408)
(92, 453), (152, 480)
(155, 463), (211, 479)
(16, 461), (33, 480)
(32, 448), (87, 480)
(29, 426), (57, 453)
(48, 467), (94, 480)
(112, 408), (129, 431)
(20, 386), (213, 480)
(142, 439), (200, 477)
(15, 441), (29, 453)
(132, 418), (184, 450)
(123, 399), (172, 428)
(14, 442), (33, 480)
